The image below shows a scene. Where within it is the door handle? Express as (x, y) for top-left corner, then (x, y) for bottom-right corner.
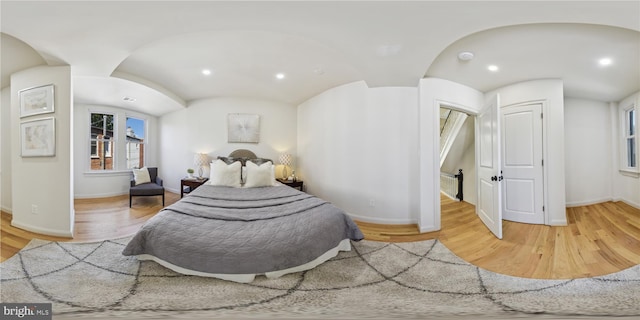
(491, 176), (497, 181)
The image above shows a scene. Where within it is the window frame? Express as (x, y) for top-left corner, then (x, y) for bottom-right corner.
(620, 102), (639, 175)
(89, 112), (116, 171)
(125, 115), (147, 170)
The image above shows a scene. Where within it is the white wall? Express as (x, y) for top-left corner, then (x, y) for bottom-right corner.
(1, 87), (11, 213)
(486, 79), (567, 226)
(298, 81), (419, 224)
(10, 66), (74, 237)
(419, 78), (484, 232)
(73, 104), (159, 198)
(613, 91), (640, 208)
(159, 97), (297, 193)
(564, 98), (613, 206)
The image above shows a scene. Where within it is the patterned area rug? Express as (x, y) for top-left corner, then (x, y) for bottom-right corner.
(1, 237), (639, 320)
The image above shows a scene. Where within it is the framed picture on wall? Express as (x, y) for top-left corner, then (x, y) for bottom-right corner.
(228, 113), (260, 143)
(19, 84), (55, 118)
(21, 117), (56, 157)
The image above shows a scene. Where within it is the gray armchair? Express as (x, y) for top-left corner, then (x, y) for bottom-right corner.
(130, 167), (164, 207)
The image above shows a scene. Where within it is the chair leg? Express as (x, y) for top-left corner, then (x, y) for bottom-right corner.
(162, 193), (165, 207)
(129, 194), (132, 208)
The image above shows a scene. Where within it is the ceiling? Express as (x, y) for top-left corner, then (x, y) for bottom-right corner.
(1, 1), (639, 116)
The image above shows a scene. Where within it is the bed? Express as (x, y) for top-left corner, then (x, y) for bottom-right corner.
(122, 150), (364, 283)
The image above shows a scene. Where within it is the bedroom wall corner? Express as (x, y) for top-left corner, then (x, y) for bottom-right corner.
(10, 65), (74, 237)
(564, 98), (613, 207)
(297, 81), (419, 225)
(1, 86), (12, 213)
(612, 91), (640, 209)
(158, 97), (297, 193)
(73, 104), (159, 198)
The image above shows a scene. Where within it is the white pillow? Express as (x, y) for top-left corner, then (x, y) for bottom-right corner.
(242, 166), (248, 184)
(244, 161), (275, 188)
(270, 165), (277, 186)
(209, 159), (242, 188)
(133, 167), (151, 185)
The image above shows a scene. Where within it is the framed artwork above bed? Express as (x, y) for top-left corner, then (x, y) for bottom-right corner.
(228, 113), (260, 143)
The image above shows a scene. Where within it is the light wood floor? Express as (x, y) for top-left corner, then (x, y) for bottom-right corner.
(2, 192), (639, 279)
(0, 192), (180, 261)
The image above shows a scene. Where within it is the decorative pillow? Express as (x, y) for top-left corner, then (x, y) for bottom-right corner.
(248, 158), (273, 166)
(241, 166), (248, 184)
(270, 165), (277, 185)
(243, 161), (275, 188)
(209, 159), (242, 187)
(133, 167), (151, 185)
(218, 156), (249, 166)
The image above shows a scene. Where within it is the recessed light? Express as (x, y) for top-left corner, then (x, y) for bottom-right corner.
(487, 65), (499, 72)
(458, 51), (474, 61)
(598, 58), (612, 66)
(275, 73), (285, 79)
(202, 69), (212, 75)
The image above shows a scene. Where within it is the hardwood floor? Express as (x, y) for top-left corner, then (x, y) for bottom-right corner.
(438, 195), (640, 279)
(0, 192), (179, 262)
(1, 191), (639, 280)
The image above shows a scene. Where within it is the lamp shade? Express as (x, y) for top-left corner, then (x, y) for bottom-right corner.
(193, 153), (209, 167)
(279, 154), (292, 166)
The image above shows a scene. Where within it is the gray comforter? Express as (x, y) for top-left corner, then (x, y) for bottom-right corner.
(122, 184), (363, 275)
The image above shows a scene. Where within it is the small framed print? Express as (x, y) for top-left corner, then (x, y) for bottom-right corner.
(228, 113), (260, 143)
(21, 117), (56, 157)
(19, 84), (55, 118)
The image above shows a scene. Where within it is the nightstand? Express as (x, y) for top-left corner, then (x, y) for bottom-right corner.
(181, 177), (209, 198)
(277, 179), (303, 191)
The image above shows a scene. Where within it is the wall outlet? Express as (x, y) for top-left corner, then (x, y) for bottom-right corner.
(31, 205), (38, 214)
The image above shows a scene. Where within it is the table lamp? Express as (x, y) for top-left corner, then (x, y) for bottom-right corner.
(279, 154), (292, 179)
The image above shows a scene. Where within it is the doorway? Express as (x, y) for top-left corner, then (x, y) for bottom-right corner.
(439, 101), (546, 240)
(439, 105), (476, 207)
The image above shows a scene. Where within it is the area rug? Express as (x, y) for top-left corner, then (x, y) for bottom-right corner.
(1, 237), (639, 320)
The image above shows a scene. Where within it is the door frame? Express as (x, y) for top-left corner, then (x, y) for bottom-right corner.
(434, 100), (480, 232)
(500, 100), (550, 225)
(435, 99), (551, 233)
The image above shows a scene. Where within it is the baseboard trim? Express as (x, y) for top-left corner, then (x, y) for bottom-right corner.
(165, 187), (179, 194)
(566, 197), (613, 208)
(418, 224), (439, 233)
(617, 198), (640, 210)
(74, 191), (128, 199)
(1, 205), (12, 214)
(74, 188), (179, 199)
(11, 220), (73, 238)
(347, 212), (416, 226)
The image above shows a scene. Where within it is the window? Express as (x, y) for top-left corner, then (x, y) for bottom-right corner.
(87, 109), (151, 172)
(625, 107), (636, 168)
(90, 113), (115, 170)
(126, 117), (145, 169)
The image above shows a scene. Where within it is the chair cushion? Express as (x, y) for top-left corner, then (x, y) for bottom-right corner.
(130, 182), (164, 196)
(133, 167), (151, 185)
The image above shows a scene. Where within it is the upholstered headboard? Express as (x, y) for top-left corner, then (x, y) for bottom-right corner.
(229, 149), (257, 159)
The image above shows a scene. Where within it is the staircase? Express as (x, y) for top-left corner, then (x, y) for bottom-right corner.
(440, 108), (468, 168)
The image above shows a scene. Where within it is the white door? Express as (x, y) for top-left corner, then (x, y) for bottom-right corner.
(501, 103), (544, 224)
(476, 94), (503, 239)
